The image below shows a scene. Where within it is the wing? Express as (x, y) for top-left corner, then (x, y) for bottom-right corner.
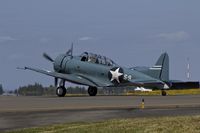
(19, 67), (167, 89)
(77, 74), (113, 87)
(19, 67), (101, 87)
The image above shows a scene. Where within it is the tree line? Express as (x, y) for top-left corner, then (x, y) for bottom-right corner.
(0, 83), (130, 96)
(14, 83), (87, 96)
(0, 84), (4, 95)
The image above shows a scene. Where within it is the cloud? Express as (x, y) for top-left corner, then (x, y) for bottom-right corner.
(0, 36), (16, 42)
(153, 31), (190, 42)
(78, 36), (93, 41)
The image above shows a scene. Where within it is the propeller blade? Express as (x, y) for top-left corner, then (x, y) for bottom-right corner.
(70, 42), (73, 57)
(43, 53), (54, 62)
(66, 43), (73, 58)
(66, 49), (71, 55)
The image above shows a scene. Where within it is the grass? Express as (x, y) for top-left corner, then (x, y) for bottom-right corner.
(127, 89), (200, 96)
(5, 115), (200, 133)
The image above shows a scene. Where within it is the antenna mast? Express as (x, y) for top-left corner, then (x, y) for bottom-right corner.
(186, 57), (190, 80)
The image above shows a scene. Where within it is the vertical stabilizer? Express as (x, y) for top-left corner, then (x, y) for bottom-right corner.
(149, 53), (169, 81)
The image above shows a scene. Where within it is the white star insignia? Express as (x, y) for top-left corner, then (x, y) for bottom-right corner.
(110, 68), (123, 83)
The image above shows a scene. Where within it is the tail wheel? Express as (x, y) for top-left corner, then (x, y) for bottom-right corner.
(161, 90), (167, 96)
(56, 86), (66, 97)
(88, 86), (97, 96)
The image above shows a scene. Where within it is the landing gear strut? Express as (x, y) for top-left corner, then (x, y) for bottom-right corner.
(56, 86), (66, 97)
(88, 86), (97, 96)
(161, 90), (167, 96)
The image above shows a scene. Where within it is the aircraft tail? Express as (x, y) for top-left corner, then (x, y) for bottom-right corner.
(148, 53), (169, 81)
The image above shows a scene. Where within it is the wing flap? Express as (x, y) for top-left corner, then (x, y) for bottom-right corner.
(113, 79), (168, 89)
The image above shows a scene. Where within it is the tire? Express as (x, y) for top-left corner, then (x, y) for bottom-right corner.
(56, 86), (66, 97)
(88, 86), (97, 96)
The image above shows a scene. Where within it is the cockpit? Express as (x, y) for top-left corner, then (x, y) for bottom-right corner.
(80, 52), (117, 66)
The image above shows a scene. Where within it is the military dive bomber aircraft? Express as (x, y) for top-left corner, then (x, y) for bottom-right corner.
(18, 45), (185, 97)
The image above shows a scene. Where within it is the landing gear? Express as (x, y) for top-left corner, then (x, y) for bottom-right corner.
(56, 86), (66, 97)
(161, 90), (167, 96)
(88, 86), (97, 96)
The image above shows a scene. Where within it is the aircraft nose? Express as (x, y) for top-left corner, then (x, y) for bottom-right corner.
(53, 54), (70, 72)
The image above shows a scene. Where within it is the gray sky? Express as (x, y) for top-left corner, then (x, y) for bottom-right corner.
(0, 0), (200, 90)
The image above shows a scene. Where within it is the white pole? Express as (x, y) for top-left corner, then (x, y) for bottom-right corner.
(187, 57), (190, 80)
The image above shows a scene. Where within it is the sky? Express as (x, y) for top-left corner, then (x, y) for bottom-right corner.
(0, 0), (200, 90)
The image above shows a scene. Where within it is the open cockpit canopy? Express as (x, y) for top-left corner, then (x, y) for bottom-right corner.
(80, 52), (117, 66)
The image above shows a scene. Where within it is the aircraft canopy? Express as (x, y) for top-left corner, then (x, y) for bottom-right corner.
(80, 52), (117, 66)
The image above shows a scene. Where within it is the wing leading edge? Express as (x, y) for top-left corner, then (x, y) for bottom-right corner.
(20, 67), (99, 87)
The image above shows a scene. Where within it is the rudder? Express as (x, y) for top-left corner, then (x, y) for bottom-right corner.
(149, 53), (169, 81)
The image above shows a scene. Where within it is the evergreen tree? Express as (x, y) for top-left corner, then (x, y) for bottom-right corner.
(0, 84), (3, 95)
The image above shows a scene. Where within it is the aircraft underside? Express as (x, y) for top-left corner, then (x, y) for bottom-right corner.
(56, 85), (98, 97)
(54, 79), (167, 97)
(55, 79), (98, 97)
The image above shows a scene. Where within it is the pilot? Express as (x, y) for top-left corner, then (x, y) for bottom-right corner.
(81, 52), (88, 61)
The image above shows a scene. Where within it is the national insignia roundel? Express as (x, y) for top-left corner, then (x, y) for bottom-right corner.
(108, 67), (124, 84)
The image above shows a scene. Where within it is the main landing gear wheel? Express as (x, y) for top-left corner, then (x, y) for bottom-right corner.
(56, 86), (66, 97)
(88, 86), (97, 96)
(161, 90), (167, 96)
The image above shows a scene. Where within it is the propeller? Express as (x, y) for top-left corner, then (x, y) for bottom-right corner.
(43, 53), (54, 62)
(43, 52), (57, 86)
(66, 43), (73, 58)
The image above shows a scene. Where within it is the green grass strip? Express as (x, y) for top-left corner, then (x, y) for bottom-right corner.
(5, 115), (200, 133)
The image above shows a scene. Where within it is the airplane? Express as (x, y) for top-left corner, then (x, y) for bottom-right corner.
(18, 45), (195, 97)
